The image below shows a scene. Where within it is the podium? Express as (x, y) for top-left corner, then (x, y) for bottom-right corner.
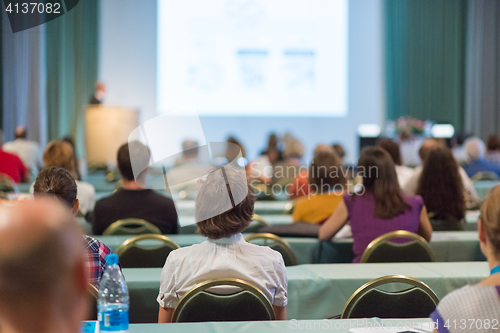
(85, 105), (139, 167)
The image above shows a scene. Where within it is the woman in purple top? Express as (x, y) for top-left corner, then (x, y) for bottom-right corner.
(319, 146), (433, 263)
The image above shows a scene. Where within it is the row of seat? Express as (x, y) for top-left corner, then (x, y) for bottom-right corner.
(88, 274), (439, 322)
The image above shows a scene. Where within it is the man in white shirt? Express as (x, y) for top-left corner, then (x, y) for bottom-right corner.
(402, 139), (479, 199)
(3, 126), (43, 176)
(158, 164), (287, 322)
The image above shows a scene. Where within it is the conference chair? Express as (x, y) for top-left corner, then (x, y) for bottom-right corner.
(172, 278), (275, 322)
(102, 218), (162, 236)
(116, 234), (180, 268)
(244, 233), (298, 266)
(243, 214), (271, 233)
(360, 230), (436, 263)
(341, 275), (439, 319)
(86, 284), (98, 321)
(0, 173), (18, 200)
(470, 171), (500, 181)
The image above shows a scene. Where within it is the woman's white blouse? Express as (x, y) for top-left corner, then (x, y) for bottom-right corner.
(157, 233), (288, 309)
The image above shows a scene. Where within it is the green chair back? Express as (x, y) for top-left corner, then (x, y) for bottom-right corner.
(342, 275), (439, 319)
(245, 233), (298, 266)
(102, 218), (162, 236)
(116, 234), (180, 268)
(360, 231), (436, 263)
(173, 278), (275, 322)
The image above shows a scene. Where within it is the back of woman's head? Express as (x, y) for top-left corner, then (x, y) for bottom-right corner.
(358, 146), (410, 219)
(480, 185), (500, 254)
(487, 135), (500, 152)
(43, 140), (77, 178)
(417, 147), (465, 221)
(195, 164), (256, 239)
(308, 150), (346, 194)
(33, 166), (77, 208)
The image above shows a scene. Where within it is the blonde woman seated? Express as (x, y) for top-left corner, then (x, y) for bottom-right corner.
(157, 166), (288, 323)
(430, 185), (500, 333)
(30, 140), (95, 215)
(292, 149), (346, 224)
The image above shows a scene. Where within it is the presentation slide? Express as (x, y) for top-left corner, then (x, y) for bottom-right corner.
(158, 0), (348, 116)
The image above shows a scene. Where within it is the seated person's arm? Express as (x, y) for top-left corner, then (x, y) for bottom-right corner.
(273, 305), (286, 320)
(318, 199), (348, 240)
(418, 205), (432, 242)
(158, 306), (174, 323)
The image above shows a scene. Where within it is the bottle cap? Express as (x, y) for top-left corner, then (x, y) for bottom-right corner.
(106, 254), (119, 265)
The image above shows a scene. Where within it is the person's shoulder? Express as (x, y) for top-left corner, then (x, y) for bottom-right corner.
(146, 190), (176, 207)
(405, 193), (423, 206)
(95, 191), (121, 208)
(243, 241), (284, 262)
(436, 285), (499, 317)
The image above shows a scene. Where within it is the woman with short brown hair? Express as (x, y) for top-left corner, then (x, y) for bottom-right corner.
(158, 165), (288, 323)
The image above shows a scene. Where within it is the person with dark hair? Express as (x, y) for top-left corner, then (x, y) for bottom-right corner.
(417, 148), (466, 227)
(486, 135), (500, 167)
(3, 126), (43, 177)
(403, 139), (478, 201)
(158, 165), (287, 323)
(319, 146), (432, 263)
(292, 150), (346, 224)
(377, 138), (414, 187)
(92, 142), (178, 235)
(89, 81), (106, 105)
(0, 200), (88, 333)
(429, 184), (500, 331)
(33, 166), (111, 289)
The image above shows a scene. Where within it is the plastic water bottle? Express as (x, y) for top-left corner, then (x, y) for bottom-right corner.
(97, 254), (129, 332)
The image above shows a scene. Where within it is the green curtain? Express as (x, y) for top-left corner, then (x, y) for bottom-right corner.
(45, 0), (99, 158)
(385, 0), (468, 131)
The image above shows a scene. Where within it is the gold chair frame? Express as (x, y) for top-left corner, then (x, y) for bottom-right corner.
(360, 230), (436, 263)
(172, 278), (275, 322)
(251, 214), (270, 226)
(341, 274), (439, 319)
(244, 233), (298, 266)
(116, 234), (180, 257)
(102, 218), (162, 236)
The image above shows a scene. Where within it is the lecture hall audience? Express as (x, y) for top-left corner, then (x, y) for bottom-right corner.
(292, 149), (346, 224)
(319, 146), (433, 263)
(463, 137), (500, 178)
(416, 147), (466, 229)
(0, 200), (88, 333)
(36, 140), (96, 215)
(2, 126), (43, 177)
(157, 164), (287, 323)
(93, 141), (178, 235)
(430, 184), (500, 332)
(33, 166), (111, 289)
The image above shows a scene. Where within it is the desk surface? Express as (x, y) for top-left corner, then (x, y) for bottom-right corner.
(128, 318), (435, 332)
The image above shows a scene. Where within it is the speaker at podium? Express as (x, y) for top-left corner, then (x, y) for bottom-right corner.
(85, 105), (139, 168)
